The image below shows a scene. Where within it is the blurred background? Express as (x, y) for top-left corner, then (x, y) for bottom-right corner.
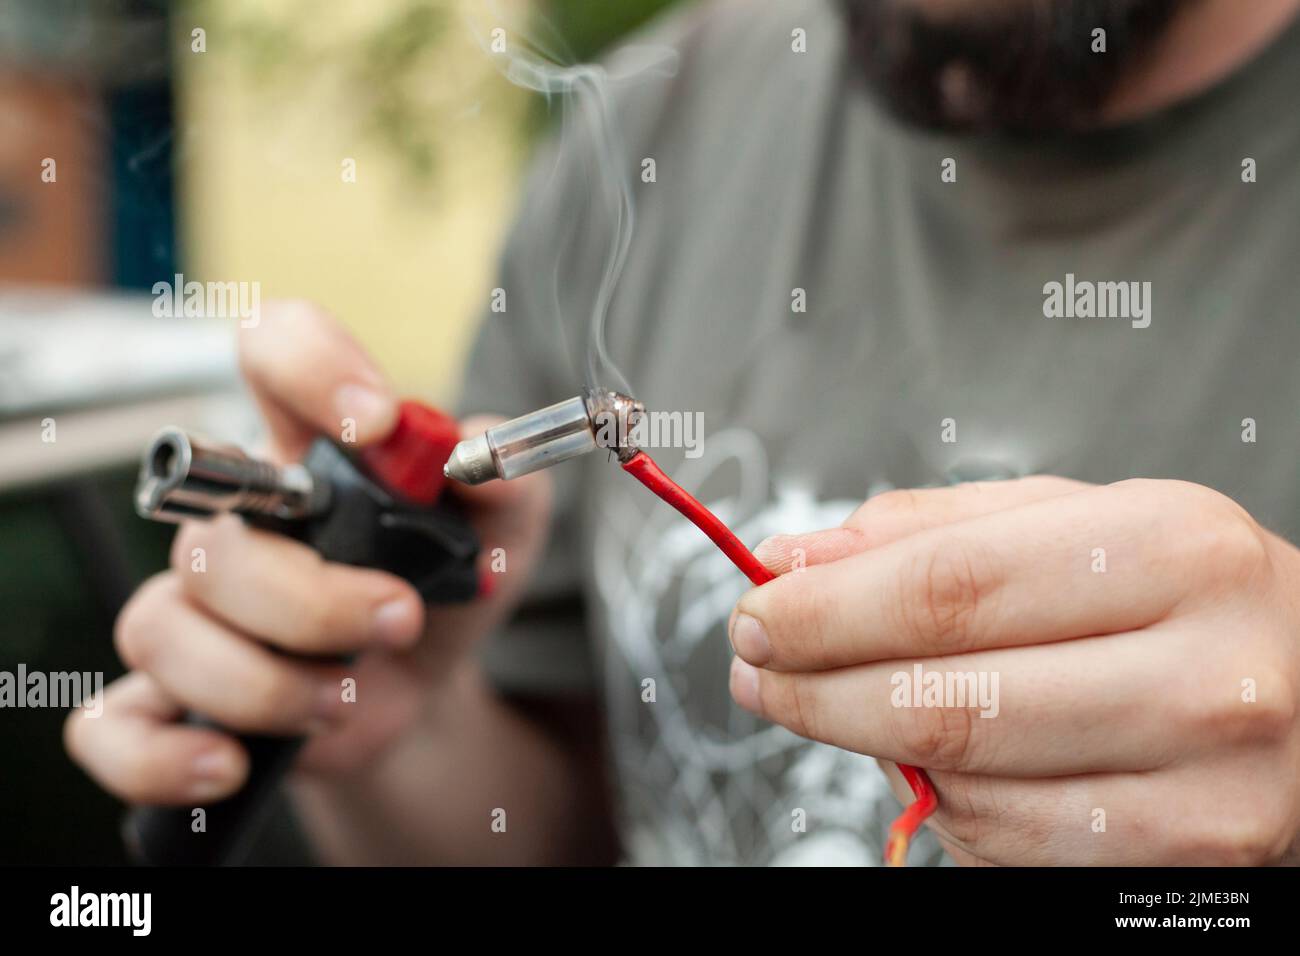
(0, 0), (680, 865)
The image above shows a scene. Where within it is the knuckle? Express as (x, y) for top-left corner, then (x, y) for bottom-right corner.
(1126, 481), (1267, 576)
(932, 775), (1027, 852)
(766, 675), (823, 742)
(1181, 802), (1293, 866)
(849, 489), (920, 542)
(1184, 490), (1266, 571)
(1227, 662), (1296, 744)
(1161, 655), (1296, 761)
(1211, 516), (1269, 583)
(896, 545), (987, 655)
(1163, 479), (1240, 516)
(933, 774), (985, 847)
(1240, 812), (1294, 865)
(893, 700), (976, 770)
(1253, 682), (1299, 744)
(862, 489), (920, 522)
(1247, 802), (1296, 865)
(1107, 476), (1161, 498)
(787, 679), (824, 742)
(1019, 474), (1087, 496)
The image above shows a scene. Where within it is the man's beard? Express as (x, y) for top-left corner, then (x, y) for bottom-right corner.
(840, 0), (1187, 133)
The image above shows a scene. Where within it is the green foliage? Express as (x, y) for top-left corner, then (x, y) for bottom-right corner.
(539, 0), (684, 63)
(202, 0), (687, 189)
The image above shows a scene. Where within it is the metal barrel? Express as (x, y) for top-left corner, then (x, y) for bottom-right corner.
(134, 428), (326, 523)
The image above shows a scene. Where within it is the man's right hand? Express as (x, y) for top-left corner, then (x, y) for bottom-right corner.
(65, 301), (553, 804)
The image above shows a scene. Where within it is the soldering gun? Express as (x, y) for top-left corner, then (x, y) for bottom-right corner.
(126, 400), (479, 865)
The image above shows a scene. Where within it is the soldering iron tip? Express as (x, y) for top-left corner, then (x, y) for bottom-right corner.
(443, 435), (497, 485)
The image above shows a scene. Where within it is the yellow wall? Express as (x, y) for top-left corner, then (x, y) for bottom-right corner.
(176, 0), (528, 403)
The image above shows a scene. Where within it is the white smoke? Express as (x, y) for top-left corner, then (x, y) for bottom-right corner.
(467, 0), (677, 396)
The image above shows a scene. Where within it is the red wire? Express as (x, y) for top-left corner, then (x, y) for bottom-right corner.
(622, 451), (775, 586)
(620, 450), (937, 866)
(885, 763), (938, 867)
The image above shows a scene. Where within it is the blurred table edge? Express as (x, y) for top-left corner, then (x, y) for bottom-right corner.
(0, 389), (253, 493)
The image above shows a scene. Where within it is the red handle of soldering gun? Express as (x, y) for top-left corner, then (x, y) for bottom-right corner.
(359, 399), (462, 506)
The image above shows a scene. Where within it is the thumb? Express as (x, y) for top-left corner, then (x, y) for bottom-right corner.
(238, 300), (399, 459)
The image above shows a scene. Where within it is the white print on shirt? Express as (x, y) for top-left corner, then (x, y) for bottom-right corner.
(593, 427), (904, 865)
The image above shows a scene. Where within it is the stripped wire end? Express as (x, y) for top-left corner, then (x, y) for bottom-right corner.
(884, 832), (910, 868)
(884, 764), (940, 867)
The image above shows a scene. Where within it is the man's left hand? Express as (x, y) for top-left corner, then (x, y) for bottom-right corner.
(730, 477), (1300, 865)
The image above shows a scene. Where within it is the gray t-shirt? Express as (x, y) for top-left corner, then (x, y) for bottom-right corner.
(458, 0), (1300, 865)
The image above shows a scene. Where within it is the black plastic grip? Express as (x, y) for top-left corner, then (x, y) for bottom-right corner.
(124, 725), (306, 866)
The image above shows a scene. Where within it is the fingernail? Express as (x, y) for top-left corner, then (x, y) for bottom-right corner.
(193, 748), (238, 779)
(333, 383), (395, 442)
(372, 597), (421, 647)
(191, 779), (232, 801)
(729, 613), (771, 666)
(191, 749), (240, 798)
(729, 656), (762, 715)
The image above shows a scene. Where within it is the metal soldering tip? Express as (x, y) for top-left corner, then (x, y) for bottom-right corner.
(443, 434), (498, 485)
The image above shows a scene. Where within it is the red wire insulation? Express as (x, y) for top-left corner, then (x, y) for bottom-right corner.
(620, 450), (937, 865)
(885, 763), (939, 867)
(621, 451), (775, 586)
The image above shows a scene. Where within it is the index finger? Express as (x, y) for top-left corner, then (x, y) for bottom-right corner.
(752, 476), (1090, 574)
(238, 300), (399, 459)
(734, 479), (1243, 671)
